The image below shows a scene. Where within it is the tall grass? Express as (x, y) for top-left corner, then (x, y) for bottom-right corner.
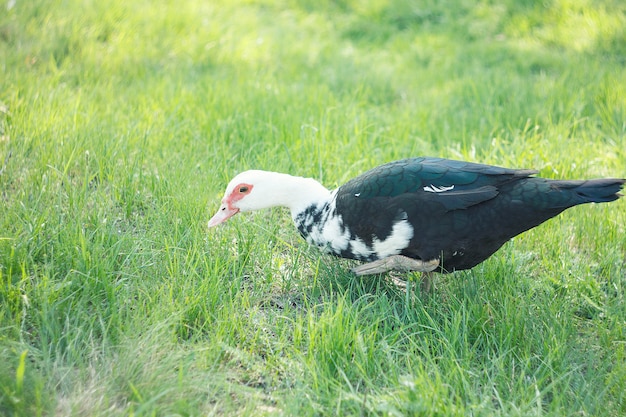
(1, 0), (625, 415)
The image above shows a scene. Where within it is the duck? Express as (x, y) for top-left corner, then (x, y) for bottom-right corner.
(208, 157), (624, 289)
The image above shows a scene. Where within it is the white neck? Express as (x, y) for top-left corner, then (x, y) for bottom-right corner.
(289, 175), (332, 215)
(235, 170), (332, 217)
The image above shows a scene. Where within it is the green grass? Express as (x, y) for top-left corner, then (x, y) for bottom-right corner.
(1, 0), (625, 415)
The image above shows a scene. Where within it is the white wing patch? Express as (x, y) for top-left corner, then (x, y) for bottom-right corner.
(371, 219), (414, 258)
(423, 184), (455, 193)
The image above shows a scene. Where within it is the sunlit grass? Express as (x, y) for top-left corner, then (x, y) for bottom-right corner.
(1, 0), (625, 415)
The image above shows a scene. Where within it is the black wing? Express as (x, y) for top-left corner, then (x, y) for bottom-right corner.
(335, 157), (536, 243)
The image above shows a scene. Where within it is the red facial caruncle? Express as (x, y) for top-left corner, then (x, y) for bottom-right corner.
(208, 183), (253, 227)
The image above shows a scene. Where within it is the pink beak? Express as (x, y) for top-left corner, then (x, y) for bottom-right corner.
(208, 204), (239, 228)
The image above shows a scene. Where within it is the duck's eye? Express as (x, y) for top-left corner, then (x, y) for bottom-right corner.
(239, 186), (249, 193)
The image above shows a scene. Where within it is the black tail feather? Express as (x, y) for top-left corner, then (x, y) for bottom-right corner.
(561, 178), (626, 203)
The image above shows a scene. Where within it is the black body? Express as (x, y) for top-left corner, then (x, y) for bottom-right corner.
(335, 158), (624, 273)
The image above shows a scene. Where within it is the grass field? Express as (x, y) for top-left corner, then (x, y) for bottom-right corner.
(1, 0), (625, 415)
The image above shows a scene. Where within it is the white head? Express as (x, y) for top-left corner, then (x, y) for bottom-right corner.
(207, 170), (331, 228)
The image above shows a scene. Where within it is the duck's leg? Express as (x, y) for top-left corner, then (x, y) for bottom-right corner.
(420, 271), (435, 293)
(352, 255), (439, 276)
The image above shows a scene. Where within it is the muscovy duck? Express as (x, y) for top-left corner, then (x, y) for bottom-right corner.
(208, 157), (624, 282)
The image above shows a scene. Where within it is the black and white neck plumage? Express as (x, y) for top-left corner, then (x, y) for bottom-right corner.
(207, 169), (417, 266)
(208, 158), (624, 275)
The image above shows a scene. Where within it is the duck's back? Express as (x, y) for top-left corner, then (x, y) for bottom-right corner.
(333, 157), (623, 272)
